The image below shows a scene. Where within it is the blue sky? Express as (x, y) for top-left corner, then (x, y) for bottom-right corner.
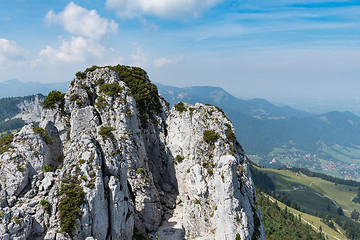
(1, 0), (360, 100)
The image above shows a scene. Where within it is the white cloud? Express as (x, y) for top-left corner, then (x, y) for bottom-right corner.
(153, 54), (184, 68)
(0, 39), (26, 64)
(130, 47), (183, 68)
(46, 2), (118, 39)
(131, 48), (150, 67)
(106, 0), (222, 18)
(39, 37), (106, 63)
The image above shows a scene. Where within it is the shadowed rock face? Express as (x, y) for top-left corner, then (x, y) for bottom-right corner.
(0, 66), (264, 240)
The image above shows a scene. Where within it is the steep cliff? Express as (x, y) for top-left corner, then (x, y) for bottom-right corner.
(0, 66), (264, 240)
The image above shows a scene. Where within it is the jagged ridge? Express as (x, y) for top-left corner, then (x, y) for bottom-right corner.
(0, 66), (264, 240)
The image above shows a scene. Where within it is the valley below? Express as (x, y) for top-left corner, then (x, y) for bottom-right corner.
(252, 165), (360, 239)
(250, 143), (360, 179)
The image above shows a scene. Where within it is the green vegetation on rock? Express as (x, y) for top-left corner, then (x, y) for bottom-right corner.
(174, 102), (187, 112)
(95, 96), (107, 109)
(58, 178), (85, 236)
(33, 126), (53, 145)
(174, 155), (184, 165)
(225, 123), (235, 142)
(40, 199), (51, 215)
(109, 65), (162, 128)
(252, 206), (262, 240)
(43, 90), (65, 109)
(75, 71), (86, 79)
(16, 165), (25, 173)
(42, 164), (51, 172)
(69, 94), (81, 102)
(0, 133), (14, 154)
(95, 78), (105, 85)
(99, 82), (124, 97)
(99, 126), (115, 140)
(85, 65), (99, 72)
(203, 130), (219, 144)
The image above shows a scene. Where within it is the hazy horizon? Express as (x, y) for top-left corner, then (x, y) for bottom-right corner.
(2, 76), (360, 116)
(1, 0), (359, 101)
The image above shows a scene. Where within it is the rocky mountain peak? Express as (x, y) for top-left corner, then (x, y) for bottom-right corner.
(0, 66), (264, 240)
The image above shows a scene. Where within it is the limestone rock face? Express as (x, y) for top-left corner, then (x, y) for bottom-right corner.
(0, 67), (264, 239)
(11, 94), (44, 124)
(164, 103), (264, 239)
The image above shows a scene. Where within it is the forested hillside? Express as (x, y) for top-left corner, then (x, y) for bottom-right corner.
(258, 192), (324, 240)
(252, 164), (360, 239)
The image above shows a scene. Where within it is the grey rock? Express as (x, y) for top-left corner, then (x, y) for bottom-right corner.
(12, 94), (43, 124)
(56, 233), (71, 240)
(0, 67), (264, 240)
(24, 189), (37, 199)
(44, 231), (56, 240)
(40, 172), (54, 191)
(7, 197), (16, 207)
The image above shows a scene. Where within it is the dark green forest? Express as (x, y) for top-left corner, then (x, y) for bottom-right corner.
(258, 192), (324, 240)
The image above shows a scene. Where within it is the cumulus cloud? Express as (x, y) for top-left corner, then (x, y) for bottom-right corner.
(46, 2), (118, 39)
(153, 54), (184, 68)
(106, 0), (222, 18)
(39, 37), (106, 63)
(0, 39), (26, 64)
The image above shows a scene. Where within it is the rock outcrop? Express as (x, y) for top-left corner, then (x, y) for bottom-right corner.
(14, 94), (44, 123)
(0, 66), (264, 240)
(1, 94), (45, 124)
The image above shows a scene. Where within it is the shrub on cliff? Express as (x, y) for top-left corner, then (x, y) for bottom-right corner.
(58, 178), (85, 236)
(99, 82), (124, 97)
(0, 133), (14, 154)
(203, 130), (219, 144)
(43, 90), (65, 109)
(225, 123), (236, 142)
(99, 126), (115, 140)
(109, 65), (162, 128)
(174, 102), (187, 112)
(33, 126), (53, 145)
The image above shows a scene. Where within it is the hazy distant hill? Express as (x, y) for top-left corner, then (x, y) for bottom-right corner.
(156, 83), (360, 178)
(156, 83), (313, 119)
(157, 83), (360, 153)
(0, 78), (69, 98)
(2, 79), (360, 178)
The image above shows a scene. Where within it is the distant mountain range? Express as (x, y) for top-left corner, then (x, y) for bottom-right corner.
(1, 79), (360, 178)
(156, 83), (313, 119)
(0, 78), (69, 98)
(156, 83), (360, 179)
